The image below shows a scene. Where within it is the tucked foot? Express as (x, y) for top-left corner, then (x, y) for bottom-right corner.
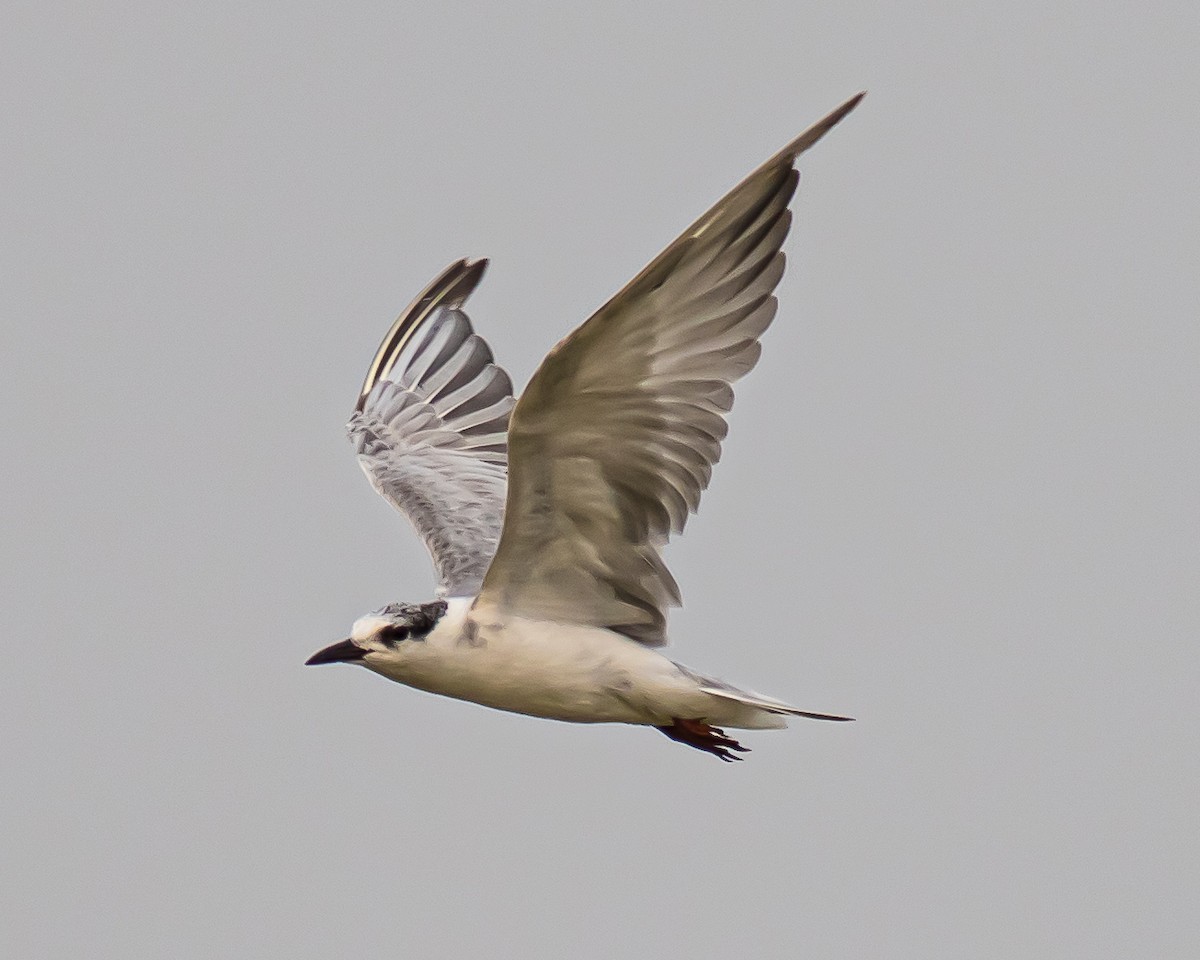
(658, 718), (750, 762)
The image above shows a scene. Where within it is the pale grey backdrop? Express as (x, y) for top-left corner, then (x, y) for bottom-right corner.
(3, 2), (1197, 957)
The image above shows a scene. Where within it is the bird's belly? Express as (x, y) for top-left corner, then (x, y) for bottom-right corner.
(371, 616), (689, 724)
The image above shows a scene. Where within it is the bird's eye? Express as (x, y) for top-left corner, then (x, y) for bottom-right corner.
(378, 625), (409, 647)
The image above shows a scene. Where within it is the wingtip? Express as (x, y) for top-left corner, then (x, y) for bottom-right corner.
(773, 90), (866, 166)
(354, 257), (493, 412)
(829, 90), (867, 121)
(426, 257), (489, 310)
(445, 257), (489, 307)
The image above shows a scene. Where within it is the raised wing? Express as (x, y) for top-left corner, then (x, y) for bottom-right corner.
(349, 259), (514, 597)
(477, 94), (863, 644)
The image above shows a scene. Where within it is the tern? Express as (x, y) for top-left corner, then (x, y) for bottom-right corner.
(307, 93), (862, 760)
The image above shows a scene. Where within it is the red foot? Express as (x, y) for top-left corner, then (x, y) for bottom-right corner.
(658, 718), (750, 762)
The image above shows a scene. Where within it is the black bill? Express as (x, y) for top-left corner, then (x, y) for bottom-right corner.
(305, 638), (368, 666)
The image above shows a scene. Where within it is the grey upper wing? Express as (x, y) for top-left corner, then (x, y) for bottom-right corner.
(348, 259), (514, 597)
(476, 94), (863, 644)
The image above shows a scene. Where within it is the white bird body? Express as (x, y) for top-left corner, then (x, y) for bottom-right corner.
(352, 598), (789, 729)
(308, 94), (864, 760)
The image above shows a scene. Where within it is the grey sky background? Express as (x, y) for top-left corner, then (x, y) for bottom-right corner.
(3, 2), (1198, 957)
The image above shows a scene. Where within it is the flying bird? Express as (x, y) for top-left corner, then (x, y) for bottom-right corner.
(307, 93), (863, 760)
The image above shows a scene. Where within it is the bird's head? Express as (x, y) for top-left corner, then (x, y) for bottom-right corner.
(305, 599), (450, 667)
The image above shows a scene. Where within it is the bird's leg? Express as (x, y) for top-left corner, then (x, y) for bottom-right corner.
(658, 718), (750, 762)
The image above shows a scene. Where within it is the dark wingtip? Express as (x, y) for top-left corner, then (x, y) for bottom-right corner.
(443, 258), (488, 307)
(772, 90), (866, 167)
(824, 90), (867, 126)
(354, 257), (493, 413)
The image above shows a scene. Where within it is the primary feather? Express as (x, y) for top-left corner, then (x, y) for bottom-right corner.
(478, 93), (864, 645)
(348, 259), (515, 597)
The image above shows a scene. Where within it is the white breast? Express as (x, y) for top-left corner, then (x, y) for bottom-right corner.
(363, 598), (693, 724)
